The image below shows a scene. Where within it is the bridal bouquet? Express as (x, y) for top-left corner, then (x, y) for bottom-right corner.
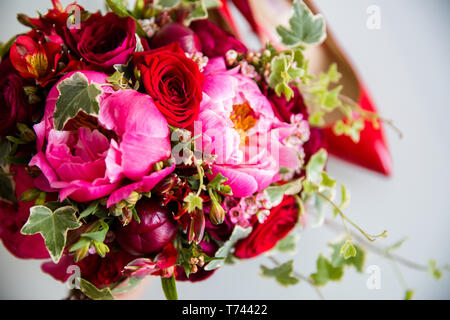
(1, 0), (438, 300)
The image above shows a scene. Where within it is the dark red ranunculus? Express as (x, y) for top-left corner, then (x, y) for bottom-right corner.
(175, 240), (218, 282)
(42, 250), (135, 287)
(64, 12), (136, 71)
(234, 196), (299, 259)
(190, 19), (247, 58)
(0, 58), (35, 136)
(0, 165), (50, 259)
(151, 23), (201, 53)
(116, 199), (178, 256)
(133, 42), (204, 128)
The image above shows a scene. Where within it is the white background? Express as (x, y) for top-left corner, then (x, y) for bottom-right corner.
(0, 0), (449, 299)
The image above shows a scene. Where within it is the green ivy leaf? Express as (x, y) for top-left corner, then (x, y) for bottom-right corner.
(340, 240), (357, 259)
(276, 0), (326, 47)
(260, 260), (299, 287)
(80, 279), (114, 300)
(53, 72), (103, 131)
(269, 52), (305, 100)
(275, 234), (300, 254)
(79, 201), (100, 219)
(161, 275), (178, 300)
(310, 254), (343, 286)
(154, 0), (181, 8)
(21, 206), (81, 263)
(105, 0), (147, 36)
(329, 241), (365, 273)
(205, 226), (252, 271)
(184, 193), (203, 212)
(305, 148), (327, 184)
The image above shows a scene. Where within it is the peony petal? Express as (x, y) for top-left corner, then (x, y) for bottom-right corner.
(107, 164), (175, 207)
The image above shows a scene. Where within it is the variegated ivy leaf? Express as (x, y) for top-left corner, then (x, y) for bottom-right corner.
(310, 254), (343, 286)
(329, 241), (365, 272)
(184, 193), (203, 212)
(53, 72), (103, 130)
(21, 205), (81, 263)
(340, 240), (357, 259)
(205, 226), (252, 271)
(154, 0), (181, 8)
(80, 279), (114, 300)
(305, 148), (328, 185)
(276, 0), (326, 47)
(260, 260), (299, 287)
(268, 50), (305, 100)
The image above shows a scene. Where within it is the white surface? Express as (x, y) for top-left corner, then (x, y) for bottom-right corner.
(0, 0), (449, 300)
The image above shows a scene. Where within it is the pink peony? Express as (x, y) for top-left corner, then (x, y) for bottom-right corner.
(30, 71), (174, 206)
(196, 58), (301, 198)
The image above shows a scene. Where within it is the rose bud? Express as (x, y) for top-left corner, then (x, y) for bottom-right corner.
(150, 23), (201, 53)
(116, 199), (178, 256)
(209, 199), (225, 225)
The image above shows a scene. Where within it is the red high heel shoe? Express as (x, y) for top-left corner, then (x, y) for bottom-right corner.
(215, 0), (393, 176)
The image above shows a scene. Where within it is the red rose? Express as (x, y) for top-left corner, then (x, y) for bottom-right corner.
(234, 196), (299, 259)
(64, 12), (136, 71)
(0, 165), (49, 259)
(151, 23), (201, 53)
(133, 42), (204, 128)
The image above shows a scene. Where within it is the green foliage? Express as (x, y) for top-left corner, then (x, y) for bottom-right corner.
(404, 289), (415, 300)
(340, 240), (357, 260)
(428, 260), (443, 280)
(310, 241), (365, 286)
(329, 241), (365, 272)
(21, 206), (81, 263)
(305, 148), (327, 185)
(205, 226), (253, 271)
(310, 255), (343, 286)
(105, 0), (147, 36)
(53, 72), (103, 131)
(0, 169), (16, 204)
(275, 234), (300, 254)
(268, 50), (306, 100)
(260, 260), (299, 287)
(276, 0), (326, 47)
(80, 279), (114, 300)
(154, 0), (181, 8)
(161, 275), (178, 300)
(184, 193), (203, 212)
(207, 173), (232, 196)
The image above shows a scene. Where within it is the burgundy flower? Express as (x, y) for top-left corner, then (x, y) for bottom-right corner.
(190, 19), (247, 58)
(234, 196), (299, 259)
(42, 250), (135, 287)
(0, 58), (35, 136)
(115, 199), (178, 256)
(133, 43), (204, 128)
(64, 12), (136, 71)
(0, 165), (49, 259)
(151, 23), (201, 53)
